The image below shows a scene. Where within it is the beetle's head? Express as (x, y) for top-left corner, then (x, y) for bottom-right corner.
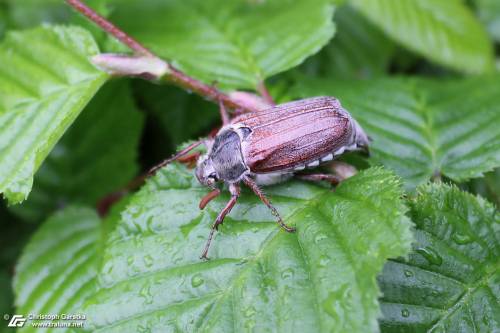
(195, 155), (219, 188)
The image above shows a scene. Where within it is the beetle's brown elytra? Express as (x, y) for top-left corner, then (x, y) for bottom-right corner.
(66, 0), (370, 260)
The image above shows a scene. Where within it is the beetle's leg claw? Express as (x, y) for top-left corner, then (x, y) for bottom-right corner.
(278, 220), (295, 233)
(200, 184), (240, 261)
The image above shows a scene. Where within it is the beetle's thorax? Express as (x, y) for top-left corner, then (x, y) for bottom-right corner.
(195, 128), (249, 185)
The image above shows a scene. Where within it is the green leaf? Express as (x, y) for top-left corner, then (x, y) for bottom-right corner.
(110, 0), (335, 89)
(291, 75), (500, 189)
(0, 269), (15, 333)
(13, 206), (101, 332)
(475, 0), (500, 42)
(301, 5), (395, 79)
(0, 25), (109, 204)
(81, 165), (412, 332)
(6, 0), (71, 30)
(462, 168), (500, 207)
(378, 183), (500, 332)
(9, 81), (144, 222)
(0, 269), (12, 314)
(0, 206), (30, 333)
(349, 0), (494, 74)
(133, 80), (218, 151)
(0, 5), (7, 40)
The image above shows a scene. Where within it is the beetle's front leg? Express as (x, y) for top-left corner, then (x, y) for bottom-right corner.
(200, 183), (240, 260)
(199, 188), (221, 209)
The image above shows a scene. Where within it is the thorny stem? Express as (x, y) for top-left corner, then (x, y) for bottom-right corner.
(66, 0), (259, 113)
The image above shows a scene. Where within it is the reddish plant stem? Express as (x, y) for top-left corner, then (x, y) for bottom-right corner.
(66, 0), (152, 56)
(257, 81), (275, 105)
(66, 0), (258, 113)
(168, 67), (257, 112)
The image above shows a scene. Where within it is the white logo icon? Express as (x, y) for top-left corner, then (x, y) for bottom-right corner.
(8, 315), (27, 327)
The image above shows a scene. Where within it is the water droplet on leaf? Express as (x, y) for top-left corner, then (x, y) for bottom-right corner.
(322, 284), (350, 322)
(139, 285), (154, 304)
(191, 274), (204, 288)
(416, 246), (442, 266)
(137, 324), (149, 333)
(143, 255), (154, 267)
(314, 233), (327, 243)
(244, 319), (256, 329)
(281, 268), (294, 279)
(244, 306), (256, 318)
(452, 231), (472, 245)
(319, 255), (330, 267)
(404, 269), (413, 277)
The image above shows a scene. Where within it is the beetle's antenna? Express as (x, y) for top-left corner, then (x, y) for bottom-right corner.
(148, 140), (204, 176)
(66, 0), (152, 56)
(243, 177), (295, 232)
(97, 140), (203, 215)
(200, 184), (240, 259)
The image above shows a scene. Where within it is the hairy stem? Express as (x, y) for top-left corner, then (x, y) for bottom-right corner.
(66, 0), (258, 113)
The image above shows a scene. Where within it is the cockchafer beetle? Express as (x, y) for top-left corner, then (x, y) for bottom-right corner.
(149, 96), (370, 259)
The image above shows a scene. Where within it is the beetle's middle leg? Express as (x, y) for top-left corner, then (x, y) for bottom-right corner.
(200, 183), (240, 259)
(243, 176), (295, 232)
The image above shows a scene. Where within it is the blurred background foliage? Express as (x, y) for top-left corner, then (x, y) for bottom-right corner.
(0, 0), (499, 332)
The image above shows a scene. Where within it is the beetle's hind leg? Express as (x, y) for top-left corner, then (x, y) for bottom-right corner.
(200, 184), (240, 260)
(296, 162), (358, 186)
(243, 177), (295, 233)
(296, 173), (340, 186)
